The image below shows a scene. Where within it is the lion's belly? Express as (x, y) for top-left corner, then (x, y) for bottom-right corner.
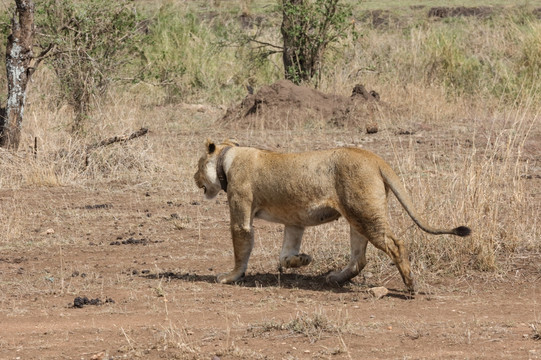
(255, 206), (341, 227)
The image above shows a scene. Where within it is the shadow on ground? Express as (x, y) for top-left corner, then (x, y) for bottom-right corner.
(143, 271), (416, 299)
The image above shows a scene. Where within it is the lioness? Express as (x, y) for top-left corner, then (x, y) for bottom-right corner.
(194, 139), (471, 292)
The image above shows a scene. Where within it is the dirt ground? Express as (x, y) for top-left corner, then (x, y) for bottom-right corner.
(1, 179), (540, 360)
(1, 81), (540, 359)
(220, 80), (382, 132)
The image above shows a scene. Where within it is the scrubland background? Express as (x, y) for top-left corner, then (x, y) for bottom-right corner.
(0, 1), (540, 358)
(2, 0), (538, 273)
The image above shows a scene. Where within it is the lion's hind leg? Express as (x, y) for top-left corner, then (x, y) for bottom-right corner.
(383, 232), (415, 293)
(279, 225), (312, 270)
(328, 190), (415, 292)
(366, 227), (415, 293)
(326, 226), (369, 284)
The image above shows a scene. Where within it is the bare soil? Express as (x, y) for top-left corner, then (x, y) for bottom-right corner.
(1, 184), (540, 360)
(220, 80), (382, 132)
(1, 86), (540, 359)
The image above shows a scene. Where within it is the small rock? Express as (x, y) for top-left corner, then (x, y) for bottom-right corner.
(366, 122), (378, 134)
(90, 353), (106, 360)
(45, 228), (55, 235)
(73, 296), (89, 308)
(73, 296), (113, 308)
(369, 286), (389, 299)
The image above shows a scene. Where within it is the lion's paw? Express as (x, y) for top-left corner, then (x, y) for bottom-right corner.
(326, 271), (349, 285)
(281, 253), (312, 268)
(217, 272), (245, 284)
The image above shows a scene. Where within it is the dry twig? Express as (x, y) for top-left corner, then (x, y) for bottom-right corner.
(85, 127), (149, 166)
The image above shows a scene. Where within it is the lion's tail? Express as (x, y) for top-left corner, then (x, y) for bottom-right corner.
(380, 165), (471, 237)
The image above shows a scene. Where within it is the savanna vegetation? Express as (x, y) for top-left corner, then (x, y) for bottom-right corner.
(1, 0), (538, 272)
(0, 1), (540, 358)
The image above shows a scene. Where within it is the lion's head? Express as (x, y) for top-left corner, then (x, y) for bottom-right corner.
(194, 139), (238, 199)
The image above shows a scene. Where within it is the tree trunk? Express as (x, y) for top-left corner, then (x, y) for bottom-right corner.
(0, 0), (35, 150)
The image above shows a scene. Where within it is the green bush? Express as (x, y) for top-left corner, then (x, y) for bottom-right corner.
(139, 4), (280, 104)
(36, 0), (144, 132)
(281, 0), (355, 85)
(139, 8), (201, 102)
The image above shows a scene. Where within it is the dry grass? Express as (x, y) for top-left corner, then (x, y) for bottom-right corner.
(248, 307), (355, 355)
(1, 6), (539, 360)
(382, 99), (540, 274)
(1, 1), (539, 285)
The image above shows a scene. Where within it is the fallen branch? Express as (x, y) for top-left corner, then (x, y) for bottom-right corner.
(86, 127), (148, 152)
(85, 127), (149, 167)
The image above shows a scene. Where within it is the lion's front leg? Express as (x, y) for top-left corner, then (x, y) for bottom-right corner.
(217, 197), (254, 284)
(279, 225), (311, 271)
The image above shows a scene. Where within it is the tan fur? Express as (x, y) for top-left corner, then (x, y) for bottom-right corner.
(194, 139), (471, 292)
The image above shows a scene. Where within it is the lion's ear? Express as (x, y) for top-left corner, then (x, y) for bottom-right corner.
(206, 139), (216, 154)
(222, 138), (240, 147)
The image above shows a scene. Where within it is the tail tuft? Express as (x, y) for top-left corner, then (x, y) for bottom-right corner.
(453, 226), (471, 237)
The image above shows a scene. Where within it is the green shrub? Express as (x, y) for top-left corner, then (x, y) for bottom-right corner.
(36, 0), (144, 133)
(280, 0), (356, 85)
(139, 4), (283, 104)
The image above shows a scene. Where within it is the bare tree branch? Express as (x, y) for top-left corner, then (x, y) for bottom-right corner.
(84, 127), (149, 167)
(248, 38), (283, 50)
(86, 127), (149, 153)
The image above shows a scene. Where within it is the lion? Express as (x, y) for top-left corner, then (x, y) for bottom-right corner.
(194, 139), (471, 292)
